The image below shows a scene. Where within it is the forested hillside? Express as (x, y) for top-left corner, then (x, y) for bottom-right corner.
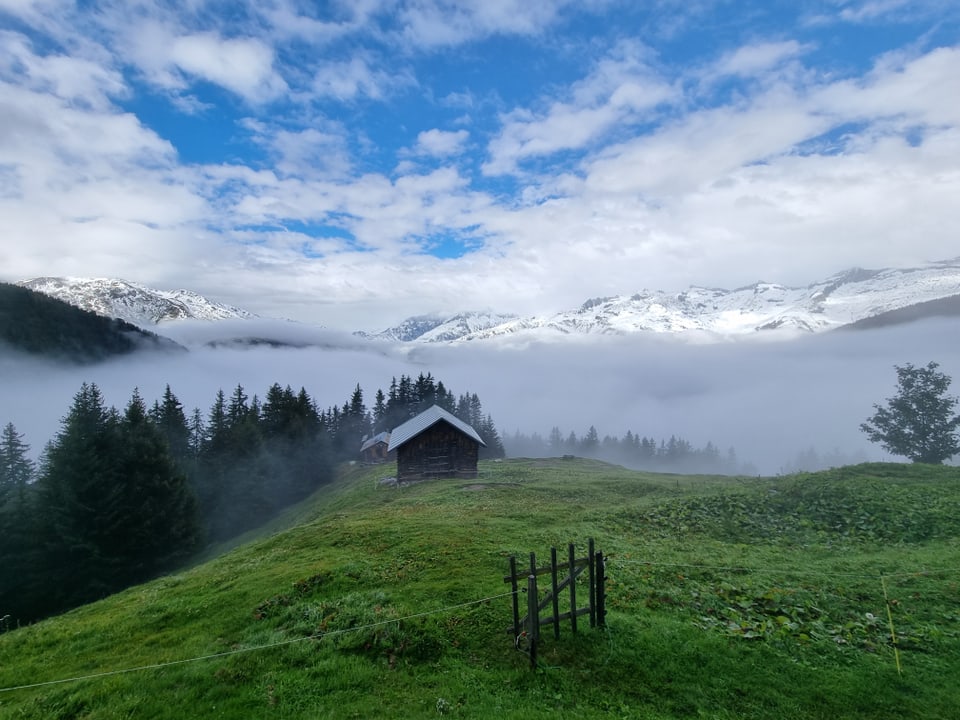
(0, 283), (179, 362)
(0, 372), (503, 625)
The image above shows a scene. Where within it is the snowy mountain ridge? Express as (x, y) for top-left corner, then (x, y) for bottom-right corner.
(17, 277), (256, 327)
(358, 311), (519, 343)
(366, 260), (960, 342)
(16, 260), (960, 345)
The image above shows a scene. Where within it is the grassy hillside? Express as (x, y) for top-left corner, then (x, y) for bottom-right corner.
(1, 459), (958, 719)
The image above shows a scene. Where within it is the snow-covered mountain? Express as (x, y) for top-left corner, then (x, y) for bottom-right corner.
(17, 260), (960, 345)
(18, 277), (256, 327)
(361, 312), (519, 343)
(368, 260), (960, 343)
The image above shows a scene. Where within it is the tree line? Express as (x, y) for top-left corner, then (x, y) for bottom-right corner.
(506, 427), (754, 475)
(0, 372), (503, 625)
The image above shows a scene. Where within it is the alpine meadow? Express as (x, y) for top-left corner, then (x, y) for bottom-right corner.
(1, 459), (959, 718)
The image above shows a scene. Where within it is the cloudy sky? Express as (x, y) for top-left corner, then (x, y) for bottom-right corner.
(1, 0), (958, 330)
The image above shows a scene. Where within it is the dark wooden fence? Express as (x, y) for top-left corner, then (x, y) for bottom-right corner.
(503, 538), (606, 668)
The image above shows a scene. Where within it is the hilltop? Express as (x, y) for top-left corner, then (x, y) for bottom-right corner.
(1, 459), (959, 719)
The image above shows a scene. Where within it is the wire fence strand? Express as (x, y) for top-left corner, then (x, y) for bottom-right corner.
(0, 590), (516, 694)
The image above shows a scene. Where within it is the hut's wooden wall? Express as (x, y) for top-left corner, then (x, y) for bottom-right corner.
(396, 422), (480, 481)
(361, 442), (391, 463)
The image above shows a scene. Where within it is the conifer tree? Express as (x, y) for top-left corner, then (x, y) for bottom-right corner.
(0, 422), (33, 508)
(340, 383), (371, 452)
(188, 407), (204, 459)
(0, 422), (35, 624)
(262, 383), (292, 439)
(413, 372), (437, 412)
(204, 385), (269, 541)
(372, 388), (387, 431)
(151, 385), (191, 469)
(549, 426), (564, 454)
(261, 384), (327, 505)
(34, 382), (122, 615)
(227, 384), (250, 426)
(478, 414), (506, 459)
(108, 390), (200, 583)
(581, 426), (600, 455)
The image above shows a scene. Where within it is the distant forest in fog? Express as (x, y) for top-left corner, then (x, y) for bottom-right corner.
(505, 429), (874, 476)
(505, 427), (755, 475)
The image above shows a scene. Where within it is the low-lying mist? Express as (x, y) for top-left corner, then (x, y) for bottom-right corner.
(2, 318), (958, 475)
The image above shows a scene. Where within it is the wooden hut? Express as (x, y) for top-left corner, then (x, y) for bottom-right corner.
(360, 431), (392, 463)
(387, 405), (486, 481)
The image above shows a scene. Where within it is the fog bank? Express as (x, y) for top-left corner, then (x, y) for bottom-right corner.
(2, 319), (958, 475)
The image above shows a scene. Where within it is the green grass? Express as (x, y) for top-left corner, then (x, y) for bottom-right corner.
(1, 459), (959, 719)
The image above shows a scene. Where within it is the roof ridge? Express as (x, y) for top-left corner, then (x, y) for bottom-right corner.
(387, 404), (485, 451)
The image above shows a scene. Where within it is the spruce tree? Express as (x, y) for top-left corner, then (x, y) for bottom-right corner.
(372, 388), (387, 431)
(414, 372), (437, 412)
(0, 422), (35, 625)
(152, 385), (191, 469)
(435, 381), (455, 413)
(548, 427), (564, 454)
(0, 422), (33, 507)
(34, 382), (121, 615)
(478, 414), (506, 459)
(106, 390), (200, 584)
(261, 383), (292, 439)
(195, 387), (269, 540)
(193, 389), (228, 529)
(581, 426), (600, 455)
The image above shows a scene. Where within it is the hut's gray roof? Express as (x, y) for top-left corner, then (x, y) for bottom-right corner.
(387, 405), (486, 451)
(360, 431), (391, 452)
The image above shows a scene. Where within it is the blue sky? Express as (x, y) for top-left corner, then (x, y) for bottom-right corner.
(1, 0), (958, 329)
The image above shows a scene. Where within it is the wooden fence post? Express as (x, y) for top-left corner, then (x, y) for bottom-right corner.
(527, 574), (538, 669)
(550, 547), (560, 639)
(509, 555), (520, 639)
(588, 537), (596, 628)
(568, 543), (577, 634)
(595, 549), (606, 628)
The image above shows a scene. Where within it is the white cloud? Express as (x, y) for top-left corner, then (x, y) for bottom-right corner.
(168, 32), (287, 103)
(0, 0), (71, 32)
(839, 0), (912, 22)
(412, 128), (469, 157)
(396, 0), (569, 47)
(483, 46), (676, 175)
(817, 46), (960, 126)
(312, 55), (414, 101)
(241, 122), (354, 179)
(256, 0), (381, 43)
(705, 40), (808, 81)
(0, 31), (126, 110)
